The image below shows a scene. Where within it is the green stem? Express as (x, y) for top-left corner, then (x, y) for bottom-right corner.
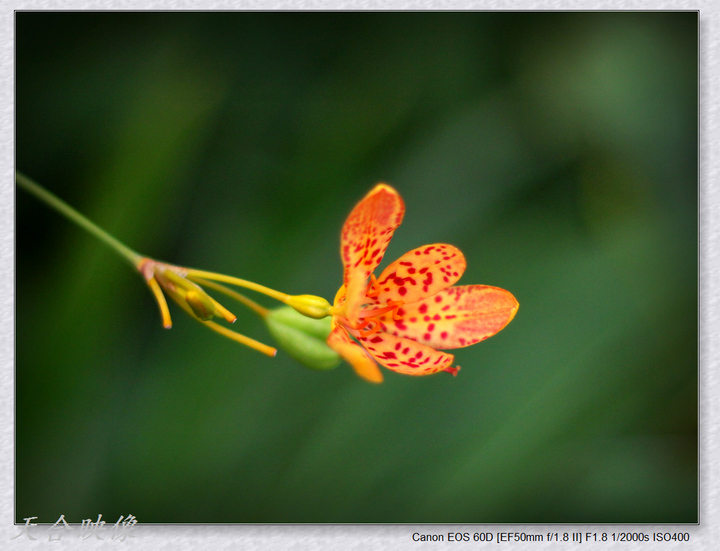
(16, 171), (142, 267)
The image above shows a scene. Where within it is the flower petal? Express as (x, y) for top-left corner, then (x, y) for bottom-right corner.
(327, 324), (383, 383)
(341, 184), (405, 288)
(379, 285), (518, 349)
(342, 272), (369, 325)
(355, 331), (455, 376)
(372, 244), (465, 304)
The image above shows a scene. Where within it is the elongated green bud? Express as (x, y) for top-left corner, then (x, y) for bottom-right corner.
(265, 306), (340, 371)
(285, 294), (332, 319)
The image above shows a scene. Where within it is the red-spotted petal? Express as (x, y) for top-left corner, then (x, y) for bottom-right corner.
(342, 273), (369, 325)
(355, 330), (455, 376)
(340, 184), (405, 288)
(372, 244), (466, 304)
(327, 324), (383, 383)
(379, 285), (519, 349)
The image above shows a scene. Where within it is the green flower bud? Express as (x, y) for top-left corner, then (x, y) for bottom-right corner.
(285, 294), (332, 319)
(265, 306), (340, 371)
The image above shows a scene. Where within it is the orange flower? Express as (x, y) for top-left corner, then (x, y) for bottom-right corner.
(327, 184), (518, 383)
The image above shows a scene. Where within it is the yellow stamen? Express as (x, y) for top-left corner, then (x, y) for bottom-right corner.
(147, 276), (172, 329)
(186, 269), (331, 320)
(206, 296), (238, 323)
(185, 269), (292, 303)
(159, 268), (237, 323)
(169, 285), (277, 356)
(161, 269), (197, 293)
(204, 320), (277, 357)
(188, 276), (270, 319)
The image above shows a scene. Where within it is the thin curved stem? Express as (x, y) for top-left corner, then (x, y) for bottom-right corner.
(16, 171), (142, 267)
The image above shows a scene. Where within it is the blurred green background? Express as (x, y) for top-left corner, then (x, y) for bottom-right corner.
(15, 12), (697, 523)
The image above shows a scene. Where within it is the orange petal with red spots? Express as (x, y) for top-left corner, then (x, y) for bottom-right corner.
(379, 285), (518, 349)
(340, 184), (405, 288)
(342, 272), (370, 325)
(327, 324), (383, 383)
(355, 330), (455, 376)
(372, 244), (466, 304)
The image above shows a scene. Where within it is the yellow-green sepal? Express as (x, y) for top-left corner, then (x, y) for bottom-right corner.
(265, 306), (340, 371)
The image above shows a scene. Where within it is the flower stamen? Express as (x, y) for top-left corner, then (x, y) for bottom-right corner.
(358, 300), (404, 323)
(365, 274), (382, 299)
(135, 257), (277, 357)
(353, 300), (404, 337)
(147, 275), (172, 329)
(357, 319), (382, 337)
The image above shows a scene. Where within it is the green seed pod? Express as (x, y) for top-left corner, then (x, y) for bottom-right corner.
(265, 306), (340, 371)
